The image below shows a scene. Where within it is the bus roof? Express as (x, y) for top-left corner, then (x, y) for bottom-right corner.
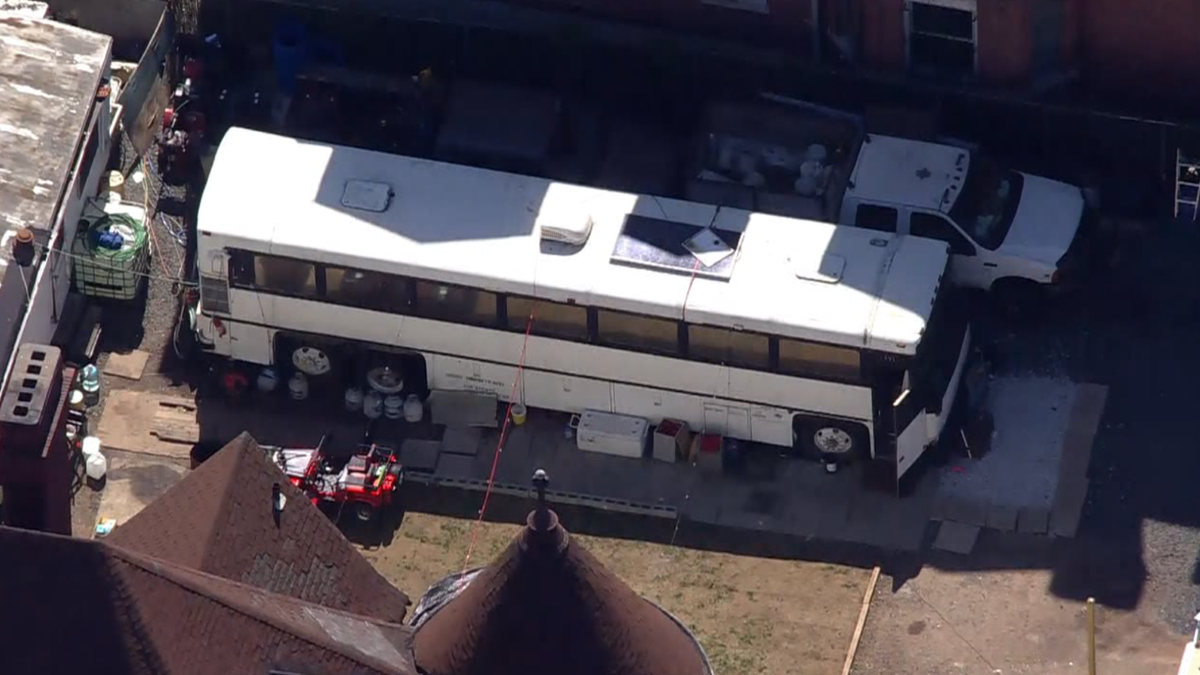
(199, 128), (950, 355)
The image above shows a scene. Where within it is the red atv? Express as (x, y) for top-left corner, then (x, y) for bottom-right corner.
(272, 435), (403, 524)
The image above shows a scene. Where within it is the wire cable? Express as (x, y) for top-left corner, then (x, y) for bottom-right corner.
(461, 306), (536, 571)
(21, 241), (198, 288)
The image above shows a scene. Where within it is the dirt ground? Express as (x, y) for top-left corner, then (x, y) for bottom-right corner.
(362, 511), (870, 675)
(852, 562), (1183, 675)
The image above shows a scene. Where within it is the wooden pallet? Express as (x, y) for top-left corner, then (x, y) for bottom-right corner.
(151, 399), (199, 444)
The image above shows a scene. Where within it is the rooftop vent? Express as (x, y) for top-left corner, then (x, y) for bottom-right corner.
(792, 252), (844, 284)
(611, 214), (742, 281)
(537, 207), (593, 245)
(341, 180), (393, 212)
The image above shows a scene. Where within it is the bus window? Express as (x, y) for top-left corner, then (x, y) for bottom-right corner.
(415, 280), (498, 326)
(326, 266), (411, 312)
(596, 310), (679, 356)
(687, 324), (770, 369)
(228, 249), (255, 286)
(778, 338), (860, 379)
(506, 296), (589, 340)
(254, 255), (318, 297)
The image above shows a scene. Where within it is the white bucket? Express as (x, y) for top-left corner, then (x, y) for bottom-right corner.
(363, 391), (383, 419)
(383, 394), (404, 419)
(107, 171), (125, 198)
(86, 449), (107, 481)
(81, 436), (101, 457)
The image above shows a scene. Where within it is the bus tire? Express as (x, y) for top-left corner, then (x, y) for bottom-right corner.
(797, 418), (867, 464)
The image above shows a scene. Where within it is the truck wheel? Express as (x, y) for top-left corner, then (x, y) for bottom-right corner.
(991, 278), (1043, 320)
(354, 501), (376, 523)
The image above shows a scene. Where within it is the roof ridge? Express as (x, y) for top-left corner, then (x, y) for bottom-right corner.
(196, 436), (255, 571)
(106, 542), (411, 675)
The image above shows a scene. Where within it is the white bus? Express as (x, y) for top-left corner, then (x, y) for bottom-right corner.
(193, 127), (972, 482)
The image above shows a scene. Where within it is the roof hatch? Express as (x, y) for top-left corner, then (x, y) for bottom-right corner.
(341, 180), (393, 212)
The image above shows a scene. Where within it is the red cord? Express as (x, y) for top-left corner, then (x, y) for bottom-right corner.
(461, 307), (535, 570)
(681, 258), (702, 322)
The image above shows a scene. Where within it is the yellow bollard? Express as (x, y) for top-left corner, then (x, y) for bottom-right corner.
(1087, 597), (1097, 675)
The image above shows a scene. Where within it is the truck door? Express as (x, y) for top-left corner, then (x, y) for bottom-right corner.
(905, 210), (994, 289)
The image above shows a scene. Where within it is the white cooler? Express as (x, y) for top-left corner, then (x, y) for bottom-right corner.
(576, 410), (649, 459)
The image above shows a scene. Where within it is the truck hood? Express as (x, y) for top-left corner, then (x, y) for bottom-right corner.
(997, 174), (1085, 266)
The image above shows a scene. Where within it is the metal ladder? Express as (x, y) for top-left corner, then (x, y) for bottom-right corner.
(1176, 149), (1200, 222)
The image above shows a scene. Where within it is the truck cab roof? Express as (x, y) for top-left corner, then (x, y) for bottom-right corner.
(846, 135), (969, 214)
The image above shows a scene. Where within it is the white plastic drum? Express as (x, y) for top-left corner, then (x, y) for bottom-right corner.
(86, 450), (108, 481)
(288, 372), (309, 400)
(403, 394), (423, 423)
(344, 386), (364, 412)
(383, 395), (403, 419)
(363, 391), (383, 419)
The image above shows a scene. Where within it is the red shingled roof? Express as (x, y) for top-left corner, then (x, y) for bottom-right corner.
(108, 432), (410, 623)
(0, 526), (415, 675)
(412, 508), (712, 675)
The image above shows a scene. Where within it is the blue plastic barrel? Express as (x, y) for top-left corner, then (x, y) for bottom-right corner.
(272, 20), (309, 94)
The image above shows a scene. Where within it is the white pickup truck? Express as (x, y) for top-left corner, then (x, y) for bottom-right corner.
(687, 97), (1097, 304)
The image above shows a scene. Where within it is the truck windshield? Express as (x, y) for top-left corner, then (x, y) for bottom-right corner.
(949, 157), (1023, 250)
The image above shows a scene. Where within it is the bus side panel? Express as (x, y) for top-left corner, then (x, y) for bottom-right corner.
(749, 405), (791, 446)
(612, 383), (700, 431)
(726, 366), (873, 424)
(230, 322), (272, 365)
(524, 371), (613, 414)
(429, 355), (520, 401)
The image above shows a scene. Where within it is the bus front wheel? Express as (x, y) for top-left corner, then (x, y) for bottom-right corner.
(795, 418), (867, 465)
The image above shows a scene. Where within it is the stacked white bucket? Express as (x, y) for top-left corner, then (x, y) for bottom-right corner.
(81, 436), (107, 481)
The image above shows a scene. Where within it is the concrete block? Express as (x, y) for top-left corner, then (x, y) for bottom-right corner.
(441, 426), (483, 456)
(1017, 505), (1051, 534)
(932, 521), (980, 555)
(940, 494), (988, 527)
(1050, 476), (1090, 538)
(985, 504), (1019, 532)
(103, 350), (149, 381)
(433, 452), (478, 480)
(400, 439), (442, 472)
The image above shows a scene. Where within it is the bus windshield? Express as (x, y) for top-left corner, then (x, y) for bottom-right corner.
(948, 156), (1023, 250)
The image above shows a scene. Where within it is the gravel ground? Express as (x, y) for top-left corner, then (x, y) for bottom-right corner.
(73, 126), (205, 536)
(94, 129), (204, 398)
(979, 222), (1200, 632)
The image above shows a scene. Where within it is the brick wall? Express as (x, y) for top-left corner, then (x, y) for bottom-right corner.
(1080, 0), (1200, 101)
(861, 0), (905, 70)
(525, 0), (816, 47)
(976, 0), (1032, 85)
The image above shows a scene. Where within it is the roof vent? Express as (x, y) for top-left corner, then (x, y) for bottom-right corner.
(537, 208), (593, 245)
(792, 252), (845, 284)
(341, 180), (393, 212)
